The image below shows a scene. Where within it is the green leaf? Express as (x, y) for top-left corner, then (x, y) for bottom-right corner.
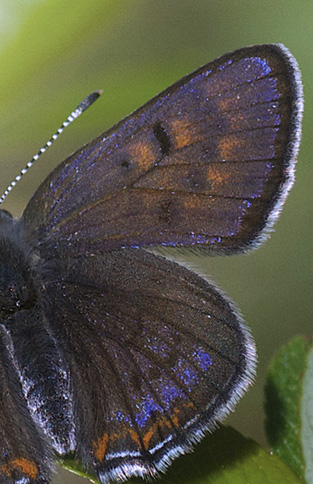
(265, 335), (313, 482)
(301, 339), (313, 483)
(60, 426), (302, 483)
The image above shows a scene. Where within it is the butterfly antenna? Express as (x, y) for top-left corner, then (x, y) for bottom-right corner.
(0, 90), (103, 204)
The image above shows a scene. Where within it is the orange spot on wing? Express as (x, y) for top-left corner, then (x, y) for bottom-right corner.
(170, 118), (198, 149)
(0, 458), (38, 479)
(183, 195), (203, 209)
(219, 135), (244, 160)
(219, 96), (245, 116)
(128, 429), (141, 447)
(93, 402), (198, 458)
(129, 140), (156, 171)
(93, 433), (109, 463)
(207, 164), (230, 187)
(142, 422), (159, 450)
(142, 416), (175, 450)
(171, 414), (179, 427)
(219, 97), (232, 112)
(142, 403), (195, 450)
(93, 429), (141, 463)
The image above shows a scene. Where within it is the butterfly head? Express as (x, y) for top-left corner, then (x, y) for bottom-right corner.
(0, 213), (38, 321)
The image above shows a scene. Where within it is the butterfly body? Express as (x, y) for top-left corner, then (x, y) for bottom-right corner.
(0, 44), (302, 483)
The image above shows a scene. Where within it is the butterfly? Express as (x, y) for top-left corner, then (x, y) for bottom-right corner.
(0, 44), (303, 483)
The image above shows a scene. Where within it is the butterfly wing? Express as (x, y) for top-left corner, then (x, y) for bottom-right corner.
(0, 327), (52, 484)
(22, 44), (302, 258)
(37, 249), (255, 482)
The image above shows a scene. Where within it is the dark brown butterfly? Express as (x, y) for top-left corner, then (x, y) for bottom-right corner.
(0, 44), (302, 483)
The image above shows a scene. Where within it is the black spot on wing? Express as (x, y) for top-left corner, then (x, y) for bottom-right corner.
(153, 122), (172, 156)
(121, 159), (130, 168)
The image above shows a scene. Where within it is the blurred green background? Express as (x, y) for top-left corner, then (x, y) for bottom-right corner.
(0, 1), (311, 483)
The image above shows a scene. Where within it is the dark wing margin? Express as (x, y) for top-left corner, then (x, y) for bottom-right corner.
(22, 44), (303, 259)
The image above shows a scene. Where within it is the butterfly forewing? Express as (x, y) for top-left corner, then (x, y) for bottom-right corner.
(22, 44), (302, 258)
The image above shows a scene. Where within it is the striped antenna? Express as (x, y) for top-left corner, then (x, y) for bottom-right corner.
(0, 90), (103, 204)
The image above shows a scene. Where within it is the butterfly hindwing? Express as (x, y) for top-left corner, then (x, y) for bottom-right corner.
(37, 249), (255, 482)
(0, 326), (52, 484)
